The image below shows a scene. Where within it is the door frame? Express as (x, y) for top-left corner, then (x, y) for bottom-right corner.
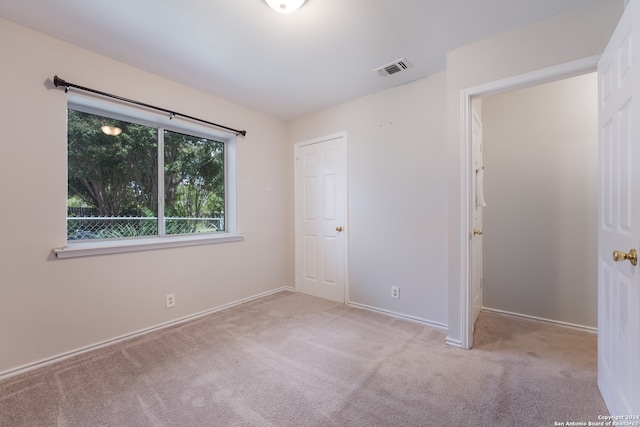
(456, 55), (600, 349)
(294, 131), (349, 304)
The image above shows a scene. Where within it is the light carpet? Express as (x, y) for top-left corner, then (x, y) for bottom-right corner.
(0, 291), (607, 426)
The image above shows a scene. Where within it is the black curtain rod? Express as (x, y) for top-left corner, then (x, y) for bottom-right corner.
(53, 75), (247, 137)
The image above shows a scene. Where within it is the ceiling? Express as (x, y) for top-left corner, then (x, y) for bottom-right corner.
(0, 0), (599, 121)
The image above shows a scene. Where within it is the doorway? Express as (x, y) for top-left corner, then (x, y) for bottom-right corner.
(459, 55), (600, 349)
(478, 72), (598, 330)
(294, 132), (348, 304)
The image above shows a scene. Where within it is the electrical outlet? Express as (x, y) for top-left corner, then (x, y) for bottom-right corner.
(165, 293), (175, 308)
(391, 286), (400, 299)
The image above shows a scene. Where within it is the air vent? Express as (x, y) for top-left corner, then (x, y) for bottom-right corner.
(374, 58), (412, 77)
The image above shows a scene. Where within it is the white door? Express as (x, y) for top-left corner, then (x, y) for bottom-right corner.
(470, 98), (484, 330)
(294, 133), (347, 303)
(598, 0), (640, 415)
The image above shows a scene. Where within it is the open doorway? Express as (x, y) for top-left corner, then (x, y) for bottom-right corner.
(459, 55), (599, 349)
(477, 72), (598, 332)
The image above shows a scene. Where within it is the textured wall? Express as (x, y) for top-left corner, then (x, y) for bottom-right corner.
(288, 73), (449, 326)
(0, 17), (292, 375)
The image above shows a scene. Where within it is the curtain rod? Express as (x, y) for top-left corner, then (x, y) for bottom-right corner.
(53, 75), (247, 137)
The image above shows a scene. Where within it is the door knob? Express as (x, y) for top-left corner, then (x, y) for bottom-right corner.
(473, 229), (483, 236)
(336, 226), (343, 232)
(613, 249), (637, 266)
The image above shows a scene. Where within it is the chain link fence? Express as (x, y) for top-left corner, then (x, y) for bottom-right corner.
(67, 216), (224, 240)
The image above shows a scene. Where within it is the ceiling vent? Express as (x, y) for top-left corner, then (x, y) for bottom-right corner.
(374, 58), (412, 77)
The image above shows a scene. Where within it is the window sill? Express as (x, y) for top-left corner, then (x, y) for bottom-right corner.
(54, 233), (244, 259)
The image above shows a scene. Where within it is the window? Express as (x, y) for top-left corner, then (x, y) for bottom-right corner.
(57, 94), (240, 258)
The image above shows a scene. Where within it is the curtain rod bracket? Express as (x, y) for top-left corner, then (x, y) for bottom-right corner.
(52, 75), (247, 137)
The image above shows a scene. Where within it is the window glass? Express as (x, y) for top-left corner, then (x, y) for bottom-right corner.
(67, 109), (226, 241)
(163, 130), (225, 235)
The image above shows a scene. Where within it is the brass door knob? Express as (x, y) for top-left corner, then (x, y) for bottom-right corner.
(473, 229), (483, 236)
(336, 226), (343, 232)
(613, 249), (638, 266)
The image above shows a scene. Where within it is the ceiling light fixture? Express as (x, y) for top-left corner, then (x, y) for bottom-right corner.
(264, 0), (306, 13)
(100, 125), (122, 136)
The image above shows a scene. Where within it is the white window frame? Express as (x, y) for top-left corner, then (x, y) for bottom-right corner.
(55, 93), (242, 259)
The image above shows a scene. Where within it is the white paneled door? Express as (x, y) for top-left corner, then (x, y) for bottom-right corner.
(598, 0), (640, 415)
(294, 133), (347, 303)
(470, 98), (484, 330)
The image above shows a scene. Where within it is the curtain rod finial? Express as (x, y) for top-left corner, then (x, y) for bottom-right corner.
(53, 75), (65, 87)
(53, 75), (69, 92)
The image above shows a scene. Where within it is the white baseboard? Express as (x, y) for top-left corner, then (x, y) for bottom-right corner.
(445, 336), (463, 348)
(347, 301), (447, 330)
(0, 286), (296, 381)
(481, 307), (598, 333)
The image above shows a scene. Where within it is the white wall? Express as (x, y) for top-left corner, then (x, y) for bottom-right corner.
(288, 73), (449, 326)
(481, 73), (598, 328)
(446, 0), (623, 345)
(0, 17), (292, 375)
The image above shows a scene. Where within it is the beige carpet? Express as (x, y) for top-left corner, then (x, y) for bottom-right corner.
(0, 291), (607, 426)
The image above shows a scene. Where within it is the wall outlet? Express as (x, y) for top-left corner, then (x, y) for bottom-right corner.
(391, 286), (400, 299)
(165, 293), (176, 308)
